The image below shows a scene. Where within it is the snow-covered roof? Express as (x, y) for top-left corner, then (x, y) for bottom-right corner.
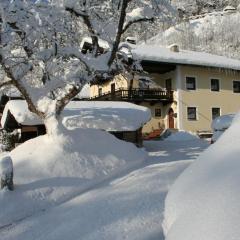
(1, 100), (151, 132)
(223, 5), (236, 12)
(1, 100), (42, 126)
(133, 44), (240, 71)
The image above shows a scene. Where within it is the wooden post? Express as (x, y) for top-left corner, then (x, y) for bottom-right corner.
(0, 156), (14, 191)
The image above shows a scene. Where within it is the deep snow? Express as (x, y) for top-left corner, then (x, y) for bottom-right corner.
(0, 135), (209, 240)
(163, 113), (240, 240)
(0, 129), (147, 227)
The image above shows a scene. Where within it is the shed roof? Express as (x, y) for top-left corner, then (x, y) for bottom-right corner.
(1, 100), (151, 132)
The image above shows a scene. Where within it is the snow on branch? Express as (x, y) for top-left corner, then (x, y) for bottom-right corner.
(123, 7), (154, 33)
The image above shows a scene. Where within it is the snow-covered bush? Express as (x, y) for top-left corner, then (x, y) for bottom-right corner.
(0, 130), (19, 152)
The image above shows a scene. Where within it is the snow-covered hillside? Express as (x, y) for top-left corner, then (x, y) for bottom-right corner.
(171, 0), (240, 16)
(146, 9), (240, 59)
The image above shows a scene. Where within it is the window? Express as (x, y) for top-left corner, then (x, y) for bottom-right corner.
(212, 108), (220, 120)
(155, 108), (162, 117)
(211, 79), (220, 92)
(98, 88), (102, 96)
(187, 107), (197, 120)
(186, 77), (196, 90)
(233, 81), (240, 93)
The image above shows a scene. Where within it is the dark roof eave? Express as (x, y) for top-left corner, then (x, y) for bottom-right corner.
(140, 59), (240, 72)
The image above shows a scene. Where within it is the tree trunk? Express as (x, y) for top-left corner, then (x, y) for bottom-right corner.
(43, 114), (66, 137)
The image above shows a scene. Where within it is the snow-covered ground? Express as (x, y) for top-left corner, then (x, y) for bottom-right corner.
(163, 114), (240, 240)
(0, 132), (209, 240)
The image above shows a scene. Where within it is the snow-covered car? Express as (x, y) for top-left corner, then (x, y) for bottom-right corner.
(211, 114), (235, 144)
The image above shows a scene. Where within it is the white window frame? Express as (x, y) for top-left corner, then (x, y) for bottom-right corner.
(185, 76), (197, 91)
(187, 106), (198, 121)
(211, 107), (221, 120)
(210, 78), (221, 92)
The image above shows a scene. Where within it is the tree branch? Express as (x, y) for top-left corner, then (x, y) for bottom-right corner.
(7, 22), (34, 58)
(107, 0), (129, 67)
(0, 63), (45, 118)
(0, 80), (14, 89)
(55, 85), (80, 116)
(122, 17), (154, 34)
(65, 6), (100, 57)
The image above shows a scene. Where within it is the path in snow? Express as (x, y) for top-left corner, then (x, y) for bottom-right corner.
(1, 139), (209, 240)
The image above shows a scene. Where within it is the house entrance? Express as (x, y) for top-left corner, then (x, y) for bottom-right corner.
(168, 108), (174, 129)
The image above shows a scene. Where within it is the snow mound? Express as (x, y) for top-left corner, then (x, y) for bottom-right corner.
(211, 113), (235, 130)
(164, 131), (199, 141)
(0, 129), (146, 226)
(163, 111), (240, 240)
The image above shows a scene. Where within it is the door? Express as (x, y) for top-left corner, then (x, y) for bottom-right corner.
(168, 108), (174, 129)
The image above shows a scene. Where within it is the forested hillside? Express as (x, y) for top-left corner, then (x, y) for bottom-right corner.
(140, 1), (240, 59)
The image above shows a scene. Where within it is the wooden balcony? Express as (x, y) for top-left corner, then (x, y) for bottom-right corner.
(90, 88), (174, 103)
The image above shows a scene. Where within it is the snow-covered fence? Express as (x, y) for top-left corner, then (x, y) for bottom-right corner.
(0, 156), (14, 191)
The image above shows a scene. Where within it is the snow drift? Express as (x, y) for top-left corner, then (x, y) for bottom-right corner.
(163, 113), (240, 240)
(211, 113), (235, 130)
(0, 128), (146, 226)
(164, 131), (199, 141)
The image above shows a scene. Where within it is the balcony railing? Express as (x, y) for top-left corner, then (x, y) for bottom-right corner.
(90, 88), (174, 103)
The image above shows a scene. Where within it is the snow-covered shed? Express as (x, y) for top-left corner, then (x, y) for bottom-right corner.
(1, 100), (151, 147)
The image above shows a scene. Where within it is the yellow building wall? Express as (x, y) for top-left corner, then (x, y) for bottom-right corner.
(89, 66), (240, 134)
(141, 102), (178, 134)
(179, 65), (240, 132)
(140, 70), (178, 134)
(148, 70), (177, 90)
(90, 74), (139, 98)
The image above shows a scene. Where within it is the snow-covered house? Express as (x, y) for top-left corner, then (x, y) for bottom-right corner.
(90, 44), (240, 134)
(1, 100), (151, 147)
